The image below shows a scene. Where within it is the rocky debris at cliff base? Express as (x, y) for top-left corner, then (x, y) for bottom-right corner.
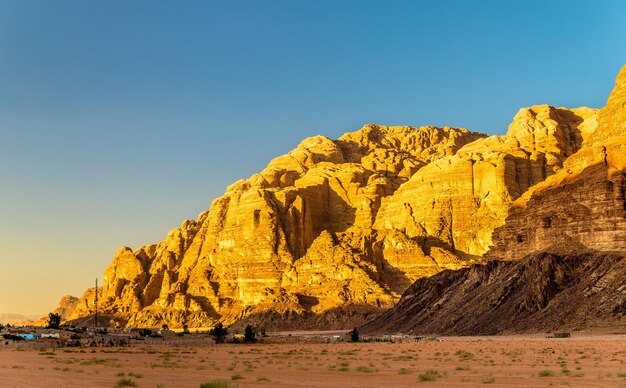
(361, 251), (626, 335)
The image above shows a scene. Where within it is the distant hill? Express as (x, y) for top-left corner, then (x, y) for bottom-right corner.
(0, 313), (43, 325)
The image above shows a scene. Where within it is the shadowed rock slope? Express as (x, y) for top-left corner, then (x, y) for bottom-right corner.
(361, 252), (626, 335)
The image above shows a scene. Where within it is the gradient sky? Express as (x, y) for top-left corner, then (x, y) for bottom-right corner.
(1, 0), (625, 316)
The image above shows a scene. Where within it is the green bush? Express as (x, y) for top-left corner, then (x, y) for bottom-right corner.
(2, 334), (24, 341)
(455, 349), (474, 360)
(199, 380), (231, 388)
(113, 379), (137, 388)
(47, 313), (61, 329)
(350, 327), (359, 342)
(244, 325), (256, 343)
(482, 375), (496, 384)
(418, 370), (441, 382)
(211, 323), (228, 343)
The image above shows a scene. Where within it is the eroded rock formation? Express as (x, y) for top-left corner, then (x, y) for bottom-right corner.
(488, 65), (626, 259)
(57, 65), (625, 331)
(62, 126), (491, 328)
(374, 105), (595, 261)
(363, 65), (626, 335)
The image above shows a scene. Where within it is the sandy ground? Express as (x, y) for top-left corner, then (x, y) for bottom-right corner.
(1, 335), (626, 387)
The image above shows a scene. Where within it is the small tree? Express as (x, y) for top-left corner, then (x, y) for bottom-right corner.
(0, 323), (4, 332)
(162, 323), (169, 331)
(182, 324), (190, 334)
(244, 325), (256, 343)
(47, 313), (61, 329)
(211, 322), (227, 343)
(350, 327), (359, 342)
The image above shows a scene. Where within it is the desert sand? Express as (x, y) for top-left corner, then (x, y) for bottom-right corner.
(1, 335), (626, 387)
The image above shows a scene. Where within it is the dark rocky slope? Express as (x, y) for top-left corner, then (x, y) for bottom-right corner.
(362, 251), (626, 335)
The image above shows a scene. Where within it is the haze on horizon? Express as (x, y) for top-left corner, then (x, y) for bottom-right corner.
(1, 0), (625, 317)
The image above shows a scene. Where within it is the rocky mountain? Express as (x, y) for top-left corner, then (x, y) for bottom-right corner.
(60, 126), (488, 328)
(56, 65), (624, 331)
(488, 65), (626, 260)
(364, 65), (626, 335)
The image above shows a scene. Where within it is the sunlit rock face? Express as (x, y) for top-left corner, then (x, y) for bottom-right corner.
(57, 64), (619, 329)
(362, 67), (626, 335)
(62, 125), (491, 328)
(374, 105), (595, 265)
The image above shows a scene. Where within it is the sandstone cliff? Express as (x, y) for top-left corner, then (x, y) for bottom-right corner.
(363, 66), (626, 335)
(374, 105), (595, 263)
(62, 126), (490, 328)
(488, 65), (626, 259)
(57, 65), (620, 330)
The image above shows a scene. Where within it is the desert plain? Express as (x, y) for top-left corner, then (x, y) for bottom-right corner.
(1, 334), (626, 387)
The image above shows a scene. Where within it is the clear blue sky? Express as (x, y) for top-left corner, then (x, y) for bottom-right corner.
(1, 0), (625, 316)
